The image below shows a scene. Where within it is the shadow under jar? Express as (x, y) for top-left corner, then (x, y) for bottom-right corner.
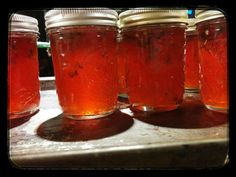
(118, 8), (188, 112)
(8, 14), (40, 119)
(184, 18), (200, 93)
(196, 9), (228, 113)
(45, 8), (119, 120)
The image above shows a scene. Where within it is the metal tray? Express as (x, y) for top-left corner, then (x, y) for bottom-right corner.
(9, 77), (229, 169)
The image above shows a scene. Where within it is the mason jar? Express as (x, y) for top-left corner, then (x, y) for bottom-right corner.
(118, 8), (188, 112)
(8, 14), (40, 119)
(117, 29), (128, 95)
(185, 18), (200, 92)
(45, 8), (119, 120)
(196, 9), (228, 113)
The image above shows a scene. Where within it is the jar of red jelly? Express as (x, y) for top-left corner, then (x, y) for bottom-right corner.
(196, 9), (228, 113)
(185, 18), (200, 92)
(8, 14), (40, 119)
(117, 29), (128, 95)
(118, 8), (188, 112)
(45, 8), (119, 120)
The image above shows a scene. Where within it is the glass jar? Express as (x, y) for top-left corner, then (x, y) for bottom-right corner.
(118, 8), (188, 112)
(117, 29), (128, 95)
(196, 9), (228, 113)
(185, 18), (200, 92)
(8, 14), (40, 119)
(45, 8), (119, 120)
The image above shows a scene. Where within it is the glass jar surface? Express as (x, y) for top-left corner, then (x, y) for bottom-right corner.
(197, 17), (228, 113)
(8, 32), (40, 119)
(48, 26), (118, 119)
(185, 30), (200, 92)
(117, 31), (128, 94)
(121, 23), (186, 112)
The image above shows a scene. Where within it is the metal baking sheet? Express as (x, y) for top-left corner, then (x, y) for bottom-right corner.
(9, 79), (229, 169)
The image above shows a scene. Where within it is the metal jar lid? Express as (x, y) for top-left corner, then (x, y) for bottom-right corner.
(45, 8), (118, 30)
(186, 18), (197, 32)
(118, 8), (188, 28)
(195, 9), (225, 24)
(9, 14), (39, 34)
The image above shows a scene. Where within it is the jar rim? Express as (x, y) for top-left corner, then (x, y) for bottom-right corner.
(45, 8), (118, 29)
(186, 18), (197, 32)
(195, 9), (225, 24)
(118, 8), (188, 28)
(9, 13), (39, 34)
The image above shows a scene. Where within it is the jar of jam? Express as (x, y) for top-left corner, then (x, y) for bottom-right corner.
(117, 29), (128, 95)
(45, 8), (119, 120)
(8, 14), (40, 119)
(118, 8), (188, 112)
(196, 9), (228, 113)
(185, 18), (200, 92)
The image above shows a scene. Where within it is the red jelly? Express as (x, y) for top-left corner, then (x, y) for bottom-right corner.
(117, 31), (128, 94)
(196, 10), (228, 113)
(185, 18), (200, 92)
(8, 14), (40, 119)
(119, 9), (188, 112)
(45, 9), (119, 119)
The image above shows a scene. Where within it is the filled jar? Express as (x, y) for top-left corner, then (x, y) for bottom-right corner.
(8, 14), (40, 119)
(117, 29), (128, 95)
(118, 8), (188, 112)
(45, 8), (119, 120)
(185, 18), (200, 92)
(196, 9), (228, 113)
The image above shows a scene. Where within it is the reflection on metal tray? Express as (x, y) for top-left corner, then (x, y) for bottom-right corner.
(9, 77), (229, 169)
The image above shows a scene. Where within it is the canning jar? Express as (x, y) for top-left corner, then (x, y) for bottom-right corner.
(117, 30), (128, 95)
(185, 18), (200, 92)
(8, 14), (40, 119)
(196, 9), (228, 113)
(118, 8), (188, 112)
(45, 8), (119, 120)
